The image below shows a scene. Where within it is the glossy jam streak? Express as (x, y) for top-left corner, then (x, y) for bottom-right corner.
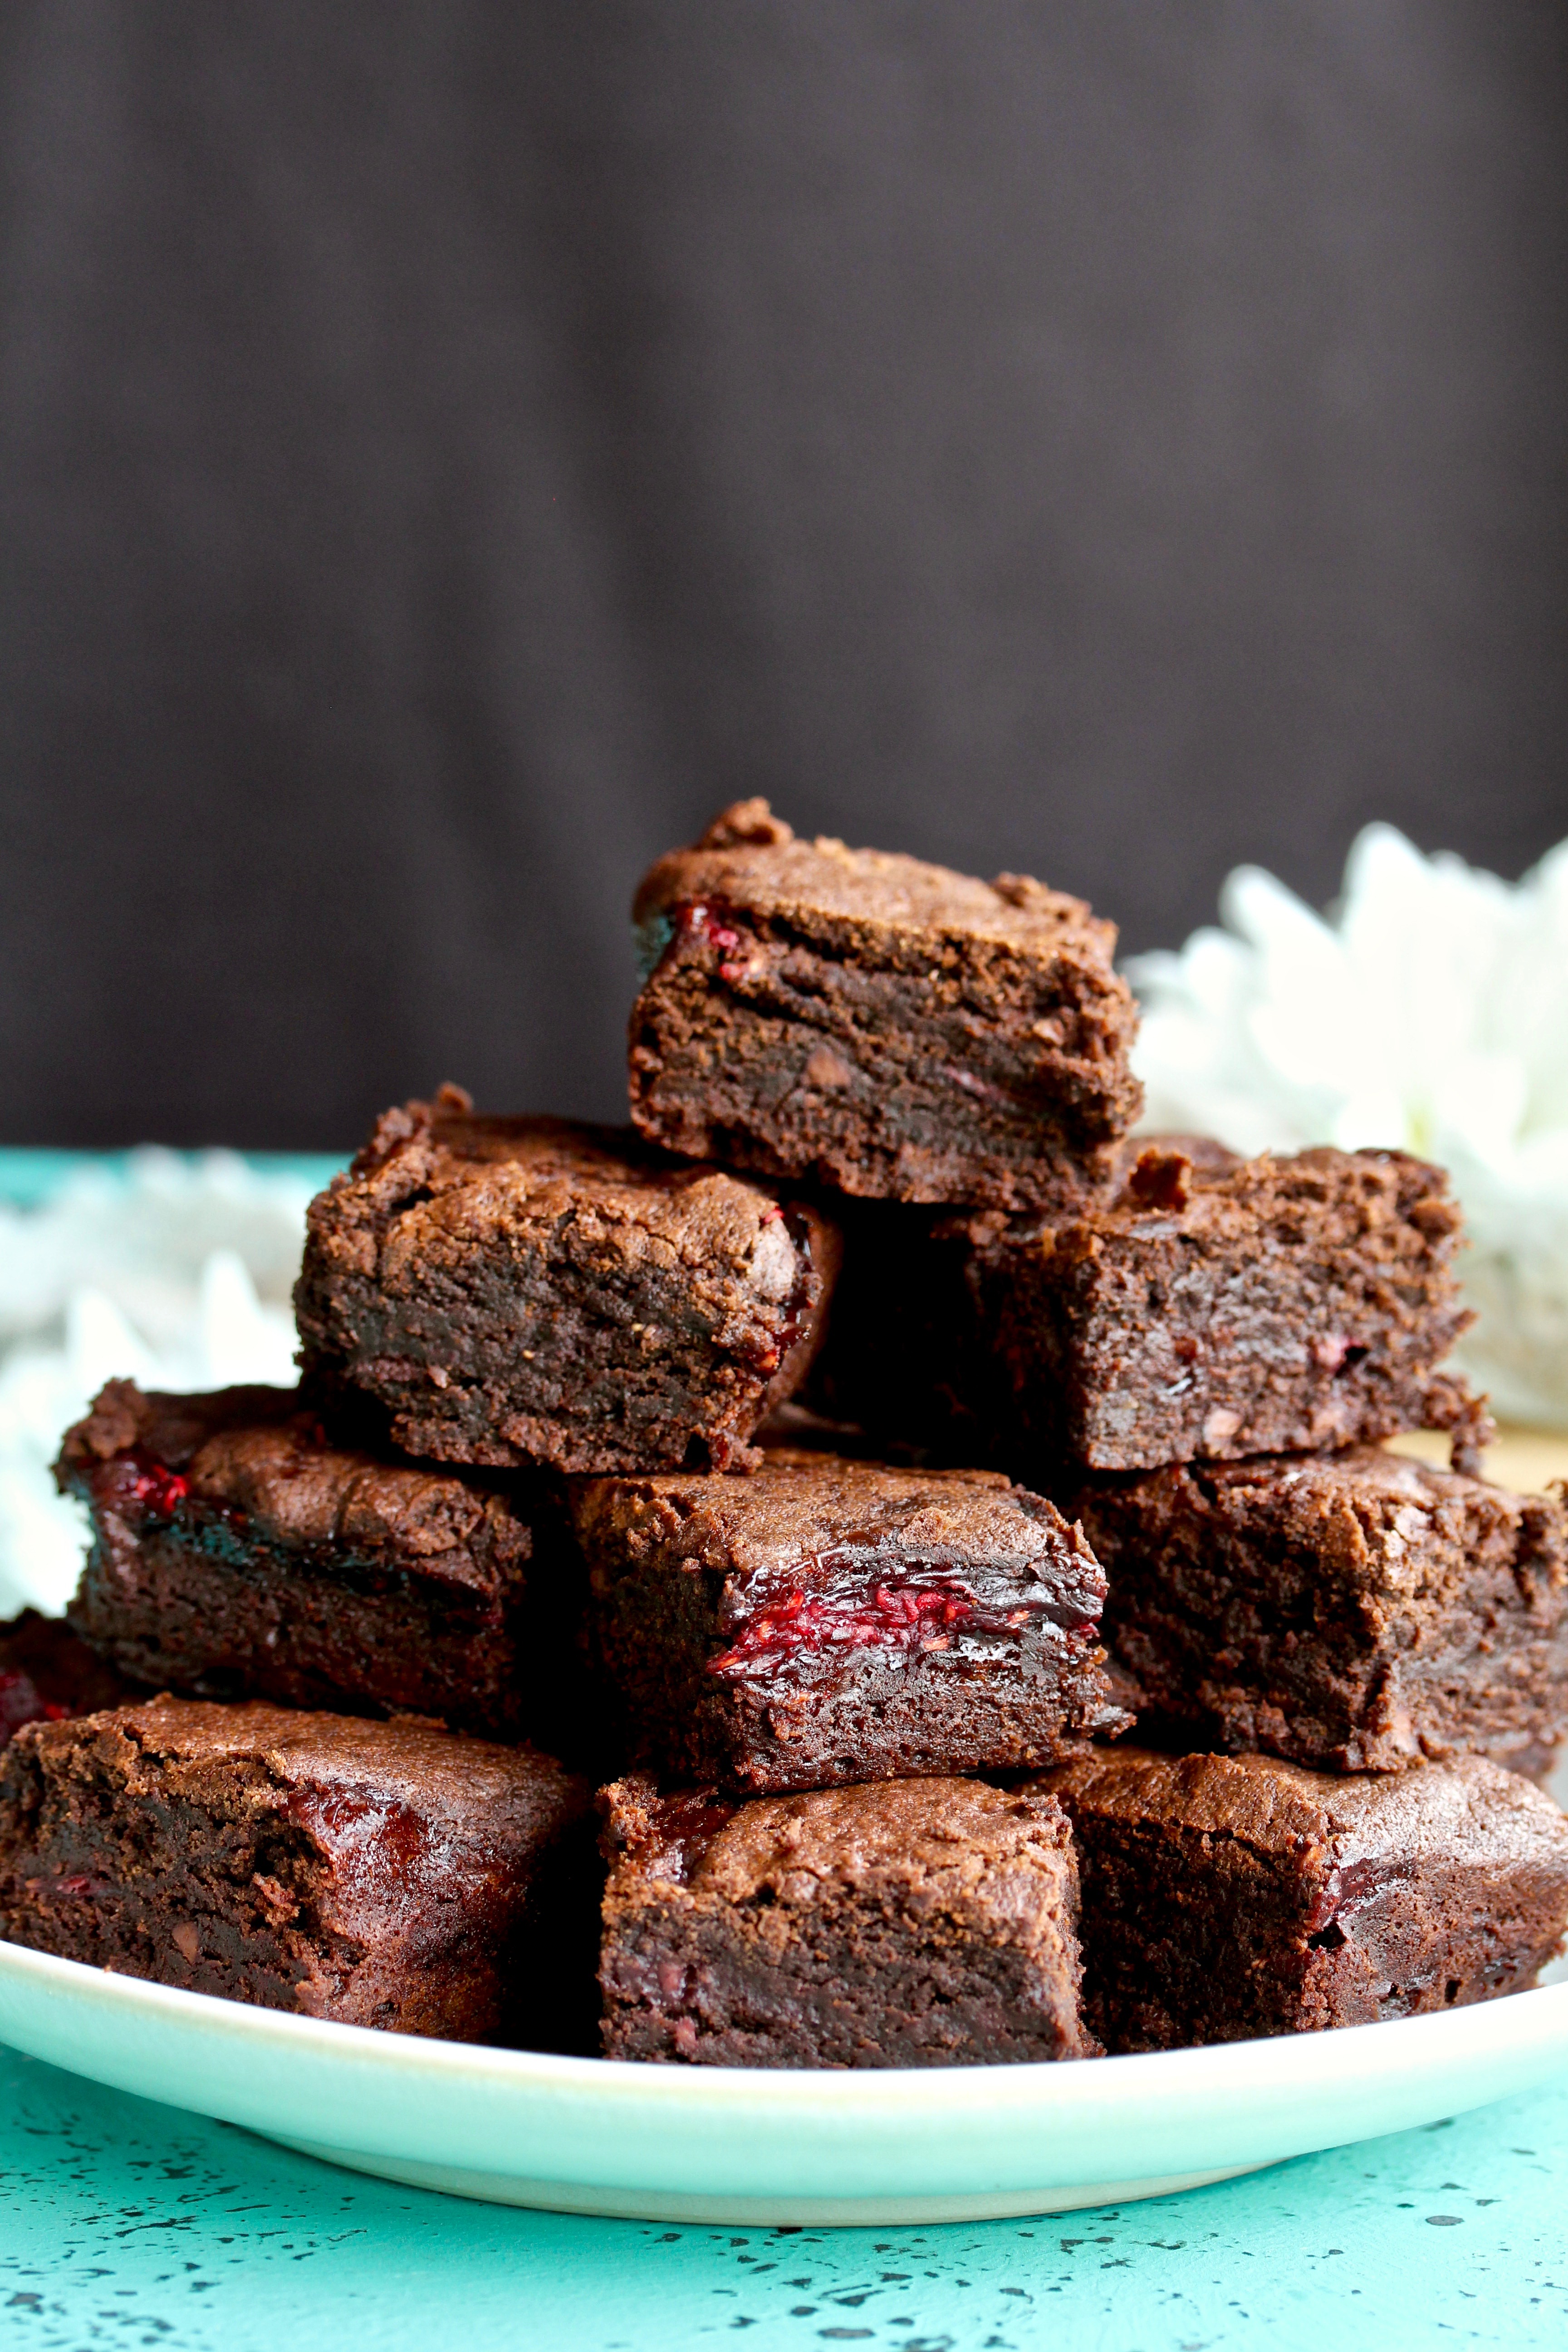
(633, 1790), (742, 1885)
(95, 1452), (256, 1563)
(1302, 1855), (1399, 1939)
(710, 1577), (1007, 1676)
(709, 1536), (1100, 1680)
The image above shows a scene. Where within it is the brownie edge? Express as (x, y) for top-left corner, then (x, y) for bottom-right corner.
(1078, 1447), (1568, 1776)
(572, 1451), (1130, 1793)
(54, 1378), (573, 1744)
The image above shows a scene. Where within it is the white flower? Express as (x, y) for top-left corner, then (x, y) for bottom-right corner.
(1127, 824), (1568, 1428)
(0, 1152), (313, 1615)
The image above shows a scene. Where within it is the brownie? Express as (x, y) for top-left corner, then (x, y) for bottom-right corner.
(0, 1697), (594, 2043)
(598, 1772), (1096, 2066)
(627, 798), (1141, 1208)
(1075, 1447), (1568, 1778)
(0, 1610), (142, 1744)
(294, 1088), (840, 1475)
(821, 1139), (1490, 1474)
(1043, 1746), (1568, 2053)
(54, 1379), (582, 1746)
(570, 1452), (1129, 1793)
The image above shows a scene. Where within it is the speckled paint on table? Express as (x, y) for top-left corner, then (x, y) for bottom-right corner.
(2, 2045), (1566, 2351)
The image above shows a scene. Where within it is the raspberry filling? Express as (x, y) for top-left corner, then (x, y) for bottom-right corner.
(708, 1554), (1090, 1679)
(98, 1450), (193, 1523)
(676, 900), (752, 985)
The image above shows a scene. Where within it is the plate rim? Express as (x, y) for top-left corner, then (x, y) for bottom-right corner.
(8, 1938), (1568, 2220)
(5, 1932), (1568, 2111)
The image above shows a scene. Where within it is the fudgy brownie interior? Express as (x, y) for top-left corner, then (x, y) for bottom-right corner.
(0, 1697), (594, 2044)
(55, 1377), (585, 1747)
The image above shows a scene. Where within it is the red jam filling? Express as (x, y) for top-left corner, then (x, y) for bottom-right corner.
(711, 1580), (1005, 1675)
(95, 1449), (195, 1524)
(676, 901), (751, 985)
(126, 1459), (191, 1517)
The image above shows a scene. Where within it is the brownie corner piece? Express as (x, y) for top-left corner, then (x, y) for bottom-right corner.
(598, 1771), (1097, 2066)
(1078, 1446), (1568, 1776)
(293, 1091), (839, 1473)
(0, 1697), (595, 2042)
(627, 799), (1141, 1207)
(999, 1140), (1486, 1470)
(1043, 1746), (1568, 2053)
(571, 1452), (1130, 1793)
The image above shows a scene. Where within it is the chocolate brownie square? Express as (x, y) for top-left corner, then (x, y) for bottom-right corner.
(0, 1610), (142, 1744)
(821, 1140), (1488, 1473)
(0, 1698), (593, 2043)
(627, 799), (1140, 1208)
(599, 1773), (1096, 2065)
(54, 1379), (581, 1745)
(570, 1452), (1129, 1793)
(1075, 1447), (1568, 1777)
(294, 1090), (840, 1474)
(1044, 1746), (1568, 2053)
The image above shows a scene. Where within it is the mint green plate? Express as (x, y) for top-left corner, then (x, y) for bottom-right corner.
(3, 1940), (1567, 2224)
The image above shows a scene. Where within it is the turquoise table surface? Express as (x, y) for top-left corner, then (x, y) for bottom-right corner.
(3, 2043), (1567, 2351)
(5, 1150), (1568, 2348)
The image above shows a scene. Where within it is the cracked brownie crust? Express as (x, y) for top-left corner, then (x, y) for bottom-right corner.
(571, 1451), (1128, 1793)
(294, 1091), (840, 1475)
(599, 1772), (1097, 2066)
(627, 799), (1140, 1207)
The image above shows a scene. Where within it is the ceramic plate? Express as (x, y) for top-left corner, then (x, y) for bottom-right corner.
(3, 1939), (1568, 2225)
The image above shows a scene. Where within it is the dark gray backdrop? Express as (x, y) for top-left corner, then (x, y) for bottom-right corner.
(3, 1), (1565, 1148)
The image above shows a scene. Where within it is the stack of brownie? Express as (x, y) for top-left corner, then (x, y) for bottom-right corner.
(4, 796), (1568, 2069)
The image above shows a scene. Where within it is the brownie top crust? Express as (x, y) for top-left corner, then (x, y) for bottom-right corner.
(294, 1090), (839, 1473)
(322, 1094), (808, 1259)
(57, 1378), (528, 1592)
(1082, 1137), (1464, 1253)
(634, 799), (1117, 960)
(573, 1450), (1074, 1576)
(24, 1696), (584, 1837)
(1088, 1441), (1568, 1576)
(1044, 1746), (1568, 1873)
(602, 1771), (1076, 1901)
